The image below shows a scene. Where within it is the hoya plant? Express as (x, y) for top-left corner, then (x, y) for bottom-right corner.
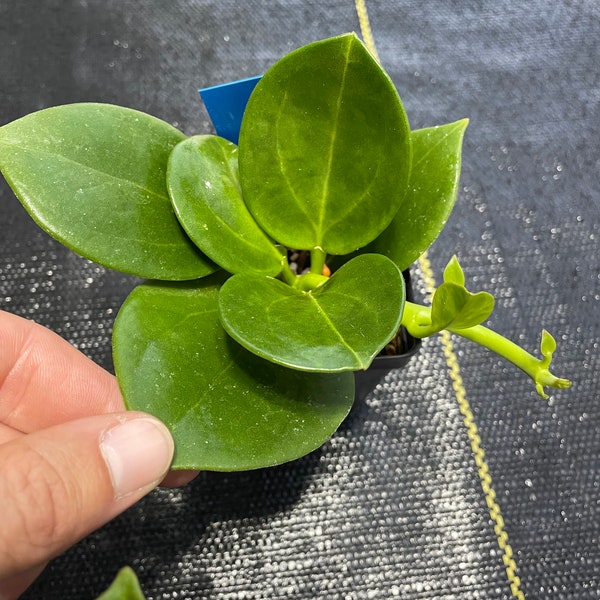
(0, 34), (570, 471)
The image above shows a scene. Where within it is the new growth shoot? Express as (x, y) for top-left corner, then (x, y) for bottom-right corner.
(401, 256), (572, 398)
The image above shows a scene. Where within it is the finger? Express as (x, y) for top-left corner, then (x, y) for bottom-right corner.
(0, 564), (45, 600)
(0, 422), (22, 445)
(0, 411), (174, 597)
(161, 469), (200, 488)
(0, 421), (199, 489)
(0, 424), (199, 487)
(0, 310), (123, 432)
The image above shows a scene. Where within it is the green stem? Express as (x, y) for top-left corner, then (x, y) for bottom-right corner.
(310, 247), (326, 275)
(401, 301), (439, 338)
(449, 324), (570, 397)
(279, 257), (298, 286)
(401, 301), (571, 398)
(279, 249), (329, 291)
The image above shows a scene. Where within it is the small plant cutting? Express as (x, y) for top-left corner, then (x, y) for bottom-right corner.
(0, 34), (570, 472)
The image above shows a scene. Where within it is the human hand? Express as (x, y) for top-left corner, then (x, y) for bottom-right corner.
(0, 311), (197, 598)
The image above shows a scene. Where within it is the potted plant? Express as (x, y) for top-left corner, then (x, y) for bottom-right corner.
(0, 33), (570, 473)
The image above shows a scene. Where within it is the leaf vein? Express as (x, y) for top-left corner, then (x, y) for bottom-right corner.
(316, 37), (353, 240)
(274, 91), (314, 228)
(0, 139), (167, 203)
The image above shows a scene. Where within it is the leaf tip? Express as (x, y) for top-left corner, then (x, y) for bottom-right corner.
(443, 254), (465, 285)
(533, 329), (571, 398)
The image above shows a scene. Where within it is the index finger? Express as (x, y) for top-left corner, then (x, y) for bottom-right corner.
(0, 310), (124, 433)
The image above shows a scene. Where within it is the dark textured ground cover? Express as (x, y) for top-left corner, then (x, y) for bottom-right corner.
(0, 2), (598, 598)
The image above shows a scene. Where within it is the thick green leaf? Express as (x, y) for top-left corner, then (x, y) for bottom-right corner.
(238, 33), (411, 255)
(167, 135), (284, 275)
(0, 103), (214, 279)
(367, 119), (468, 270)
(431, 282), (494, 331)
(96, 567), (146, 600)
(219, 254), (405, 372)
(113, 275), (354, 470)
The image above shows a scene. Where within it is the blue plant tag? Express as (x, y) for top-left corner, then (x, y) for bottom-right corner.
(199, 75), (261, 144)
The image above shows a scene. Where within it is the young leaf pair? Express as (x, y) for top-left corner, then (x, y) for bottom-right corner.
(401, 256), (571, 400)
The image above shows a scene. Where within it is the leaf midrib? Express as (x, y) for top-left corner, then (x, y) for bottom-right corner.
(412, 120), (466, 170)
(316, 36), (353, 241)
(0, 139), (198, 258)
(0, 138), (167, 203)
(274, 90), (313, 227)
(265, 289), (364, 369)
(170, 313), (247, 427)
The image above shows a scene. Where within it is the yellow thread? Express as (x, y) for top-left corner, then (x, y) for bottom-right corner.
(354, 2), (525, 598)
(354, 0), (380, 62)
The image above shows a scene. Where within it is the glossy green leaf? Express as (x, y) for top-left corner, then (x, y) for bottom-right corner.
(238, 33), (411, 255)
(367, 119), (468, 270)
(167, 135), (284, 276)
(96, 567), (146, 600)
(431, 282), (494, 332)
(0, 103), (214, 279)
(113, 275), (354, 470)
(219, 254), (405, 372)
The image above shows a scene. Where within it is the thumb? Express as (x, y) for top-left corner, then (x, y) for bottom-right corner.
(0, 412), (174, 597)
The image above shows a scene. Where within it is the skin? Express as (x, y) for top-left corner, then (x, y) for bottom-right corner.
(0, 310), (198, 598)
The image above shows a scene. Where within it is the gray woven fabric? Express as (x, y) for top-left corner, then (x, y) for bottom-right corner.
(0, 1), (598, 598)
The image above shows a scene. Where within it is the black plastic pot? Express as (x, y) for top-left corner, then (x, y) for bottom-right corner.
(354, 269), (421, 401)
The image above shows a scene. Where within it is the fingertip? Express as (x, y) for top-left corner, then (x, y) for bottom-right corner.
(161, 469), (200, 488)
(99, 414), (175, 500)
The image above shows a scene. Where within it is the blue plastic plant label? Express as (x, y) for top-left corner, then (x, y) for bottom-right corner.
(199, 75), (261, 144)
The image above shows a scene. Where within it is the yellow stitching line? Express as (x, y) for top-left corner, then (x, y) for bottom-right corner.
(354, 2), (525, 598)
(355, 0), (381, 62)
